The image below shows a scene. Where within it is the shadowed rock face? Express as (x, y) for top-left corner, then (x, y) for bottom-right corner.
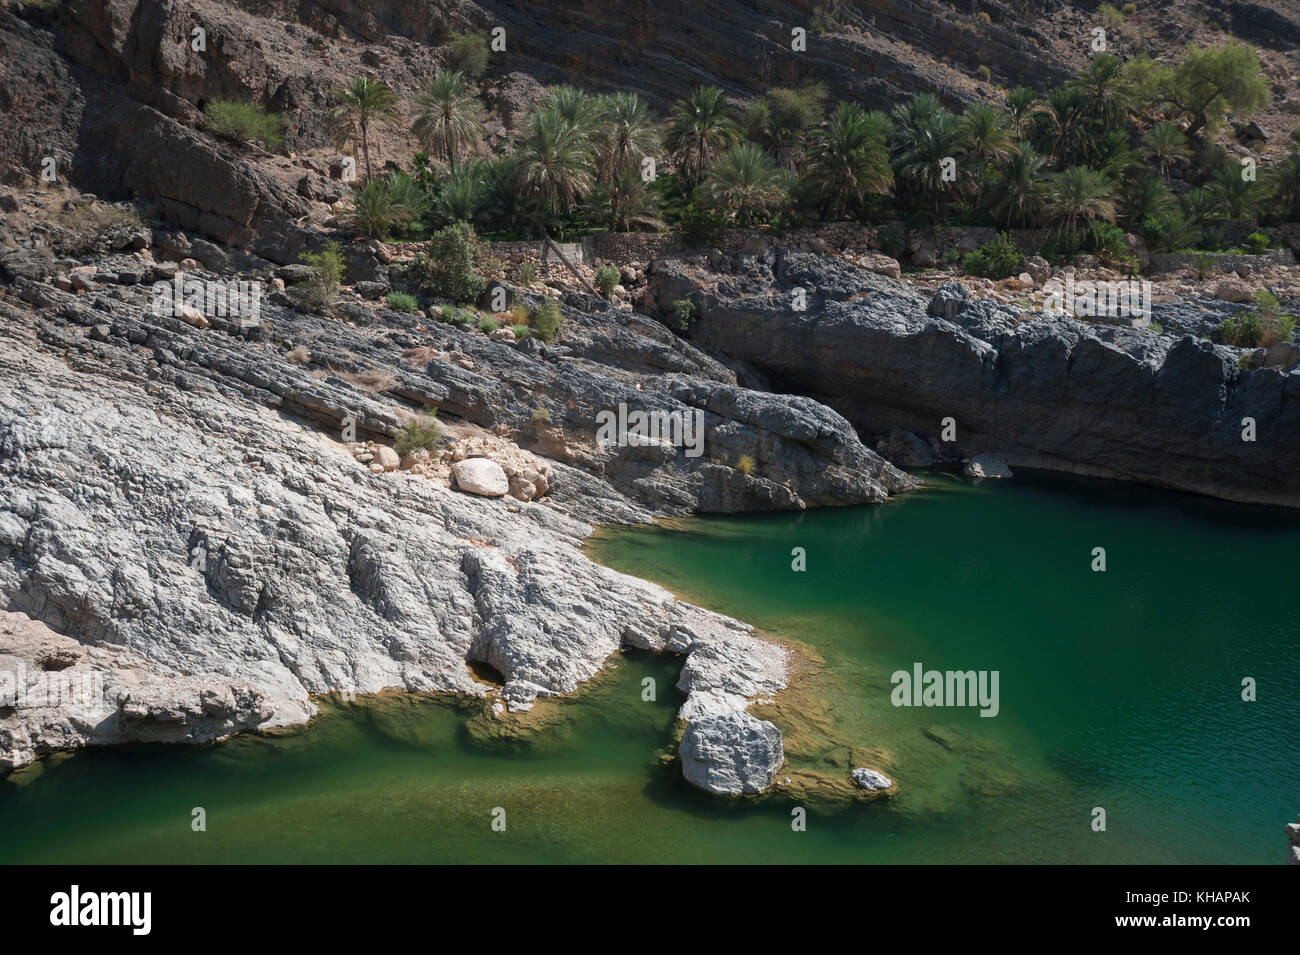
(655, 258), (1300, 508)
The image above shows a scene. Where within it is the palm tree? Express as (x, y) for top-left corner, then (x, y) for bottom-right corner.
(988, 143), (1047, 228)
(804, 101), (893, 219)
(1182, 186), (1218, 225)
(594, 92), (660, 230)
(515, 106), (596, 216)
(1005, 86), (1040, 139)
(959, 102), (1015, 206)
(1263, 150), (1300, 222)
(331, 76), (400, 181)
(1139, 122), (1190, 180)
(1034, 86), (1088, 169)
(701, 143), (791, 225)
(429, 162), (486, 228)
(891, 93), (965, 219)
(1122, 174), (1175, 227)
(1070, 53), (1131, 128)
(1208, 161), (1265, 219)
(1045, 165), (1116, 237)
(411, 70), (486, 173)
(544, 85), (603, 139)
(664, 85), (741, 189)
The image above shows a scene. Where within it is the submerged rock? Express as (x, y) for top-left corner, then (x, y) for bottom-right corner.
(679, 712), (784, 795)
(851, 767), (894, 791)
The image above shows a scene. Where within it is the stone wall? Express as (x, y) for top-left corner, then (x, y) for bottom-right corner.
(1148, 248), (1296, 274)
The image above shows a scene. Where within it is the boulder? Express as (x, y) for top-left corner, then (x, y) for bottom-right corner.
(964, 454), (1013, 479)
(1214, 280), (1254, 303)
(372, 445), (400, 471)
(1024, 255), (1051, 285)
(450, 458), (510, 497)
(679, 712), (784, 795)
(858, 252), (901, 280)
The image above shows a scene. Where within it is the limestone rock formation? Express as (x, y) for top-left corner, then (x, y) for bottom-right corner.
(680, 712), (785, 796)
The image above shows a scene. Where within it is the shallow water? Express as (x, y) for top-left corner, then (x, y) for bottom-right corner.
(2, 473), (1296, 863)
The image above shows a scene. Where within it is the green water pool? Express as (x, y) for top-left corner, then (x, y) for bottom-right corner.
(1, 472), (1295, 863)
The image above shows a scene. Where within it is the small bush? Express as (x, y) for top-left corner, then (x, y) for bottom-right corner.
(1244, 231), (1271, 254)
(670, 298), (697, 333)
(395, 410), (441, 456)
(976, 11), (991, 25)
(412, 221), (487, 304)
(439, 304), (471, 326)
(1193, 253), (1215, 280)
(508, 303), (531, 326)
(962, 232), (1022, 279)
(445, 32), (490, 79)
(511, 323), (530, 339)
(1122, 2), (1137, 15)
(204, 100), (286, 150)
(532, 299), (563, 343)
(299, 242), (345, 311)
(286, 345), (311, 365)
(1252, 289), (1297, 347)
(977, 65), (992, 82)
(736, 454), (755, 475)
(530, 406), (551, 426)
(477, 316), (498, 334)
(1218, 311), (1262, 347)
(512, 261), (537, 286)
(386, 291), (418, 313)
(593, 264), (620, 300)
(679, 200), (727, 247)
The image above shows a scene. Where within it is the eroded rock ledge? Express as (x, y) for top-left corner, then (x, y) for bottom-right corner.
(0, 276), (907, 790)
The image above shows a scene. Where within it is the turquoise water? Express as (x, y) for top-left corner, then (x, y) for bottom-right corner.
(1, 473), (1296, 863)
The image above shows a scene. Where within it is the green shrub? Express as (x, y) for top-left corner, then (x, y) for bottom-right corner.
(735, 453), (755, 475)
(439, 304), (471, 325)
(1217, 311), (1262, 347)
(530, 405), (552, 426)
(962, 232), (1022, 279)
(477, 316), (499, 334)
(1244, 231), (1271, 253)
(511, 323), (530, 339)
(532, 299), (563, 343)
(679, 200), (728, 247)
(977, 65), (992, 82)
(1193, 253), (1215, 280)
(412, 221), (487, 304)
(670, 298), (697, 333)
(512, 261), (537, 285)
(204, 100), (286, 150)
(1200, 225), (1229, 252)
(1252, 289), (1297, 347)
(593, 264), (620, 300)
(395, 410), (441, 456)
(508, 304), (531, 326)
(1122, 2), (1137, 14)
(298, 242), (345, 311)
(445, 31), (489, 79)
(386, 291), (418, 313)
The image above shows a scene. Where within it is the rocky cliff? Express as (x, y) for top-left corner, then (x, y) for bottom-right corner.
(654, 254), (1300, 508)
